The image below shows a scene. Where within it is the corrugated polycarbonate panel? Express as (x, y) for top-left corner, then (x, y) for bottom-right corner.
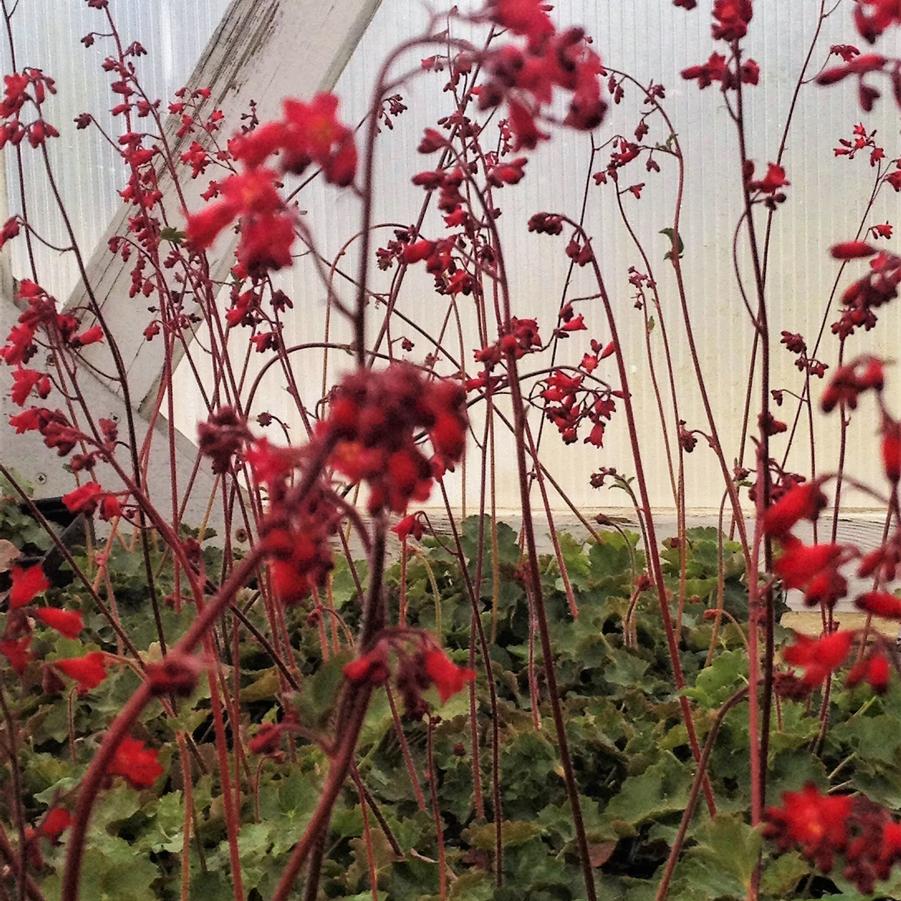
(7, 1), (901, 515)
(1, 0), (230, 298)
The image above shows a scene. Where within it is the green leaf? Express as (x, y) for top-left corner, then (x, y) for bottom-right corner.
(660, 227), (685, 261)
(602, 752), (691, 834)
(295, 655), (350, 728)
(760, 851), (810, 897)
(464, 819), (544, 850)
(683, 649), (747, 708)
(159, 226), (185, 244)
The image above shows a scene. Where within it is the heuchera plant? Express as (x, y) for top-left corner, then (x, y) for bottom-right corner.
(4, 0), (901, 898)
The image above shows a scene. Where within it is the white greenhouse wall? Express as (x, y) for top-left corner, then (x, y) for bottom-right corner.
(3, 1), (901, 519)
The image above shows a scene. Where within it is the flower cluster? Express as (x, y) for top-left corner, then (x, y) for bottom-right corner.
(831, 249), (901, 338)
(0, 68), (59, 148)
(321, 363), (468, 514)
(343, 629), (475, 714)
(782, 630), (854, 686)
(817, 52), (898, 112)
(766, 785), (901, 894)
(681, 1), (759, 92)
(774, 536), (853, 608)
(853, 0), (901, 44)
(185, 93), (356, 275)
(248, 439), (341, 606)
(833, 122), (885, 166)
(539, 342), (619, 447)
(780, 330), (827, 380)
(474, 1), (606, 150)
(1, 556), (124, 698)
(820, 356), (884, 412)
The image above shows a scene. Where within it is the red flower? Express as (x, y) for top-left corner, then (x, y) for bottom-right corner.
(107, 736), (164, 789)
(39, 807), (71, 842)
(402, 239), (435, 264)
(184, 200), (237, 250)
(847, 651), (891, 693)
(856, 590), (901, 619)
(711, 0), (753, 41)
(821, 356), (884, 412)
(423, 648), (475, 701)
(783, 630), (854, 685)
(62, 482), (103, 514)
(34, 607), (83, 638)
(764, 783), (853, 870)
(831, 241), (877, 259)
(8, 563), (49, 608)
(185, 167), (284, 251)
(488, 0), (555, 44)
(280, 94), (357, 186)
(249, 722), (287, 755)
(53, 651), (109, 693)
(853, 0), (901, 43)
(10, 368), (51, 406)
(0, 635), (31, 674)
(70, 325), (104, 347)
(774, 537), (847, 606)
(749, 163), (789, 194)
(762, 481), (828, 537)
(882, 419), (901, 482)
(393, 513), (425, 541)
(343, 648), (390, 685)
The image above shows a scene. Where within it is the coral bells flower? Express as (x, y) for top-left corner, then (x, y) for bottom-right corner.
(475, 19), (605, 149)
(8, 563), (49, 608)
(831, 241), (877, 259)
(53, 651), (109, 693)
(766, 787), (901, 894)
(34, 607), (83, 638)
(322, 364), (467, 514)
(856, 590), (901, 619)
(764, 784), (853, 871)
(0, 635), (31, 674)
(748, 162), (789, 194)
(185, 168), (295, 274)
(847, 650), (891, 693)
(882, 419), (901, 482)
(821, 356), (884, 412)
(10, 368), (51, 406)
(487, 0), (555, 44)
(263, 94), (357, 186)
(107, 736), (163, 789)
(711, 0), (753, 41)
(853, 0), (901, 43)
(39, 807), (71, 842)
(762, 481), (828, 537)
(62, 482), (103, 515)
(774, 537), (849, 607)
(343, 648), (391, 686)
(393, 512), (425, 542)
(198, 407), (252, 474)
(423, 648), (475, 701)
(783, 630), (854, 685)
